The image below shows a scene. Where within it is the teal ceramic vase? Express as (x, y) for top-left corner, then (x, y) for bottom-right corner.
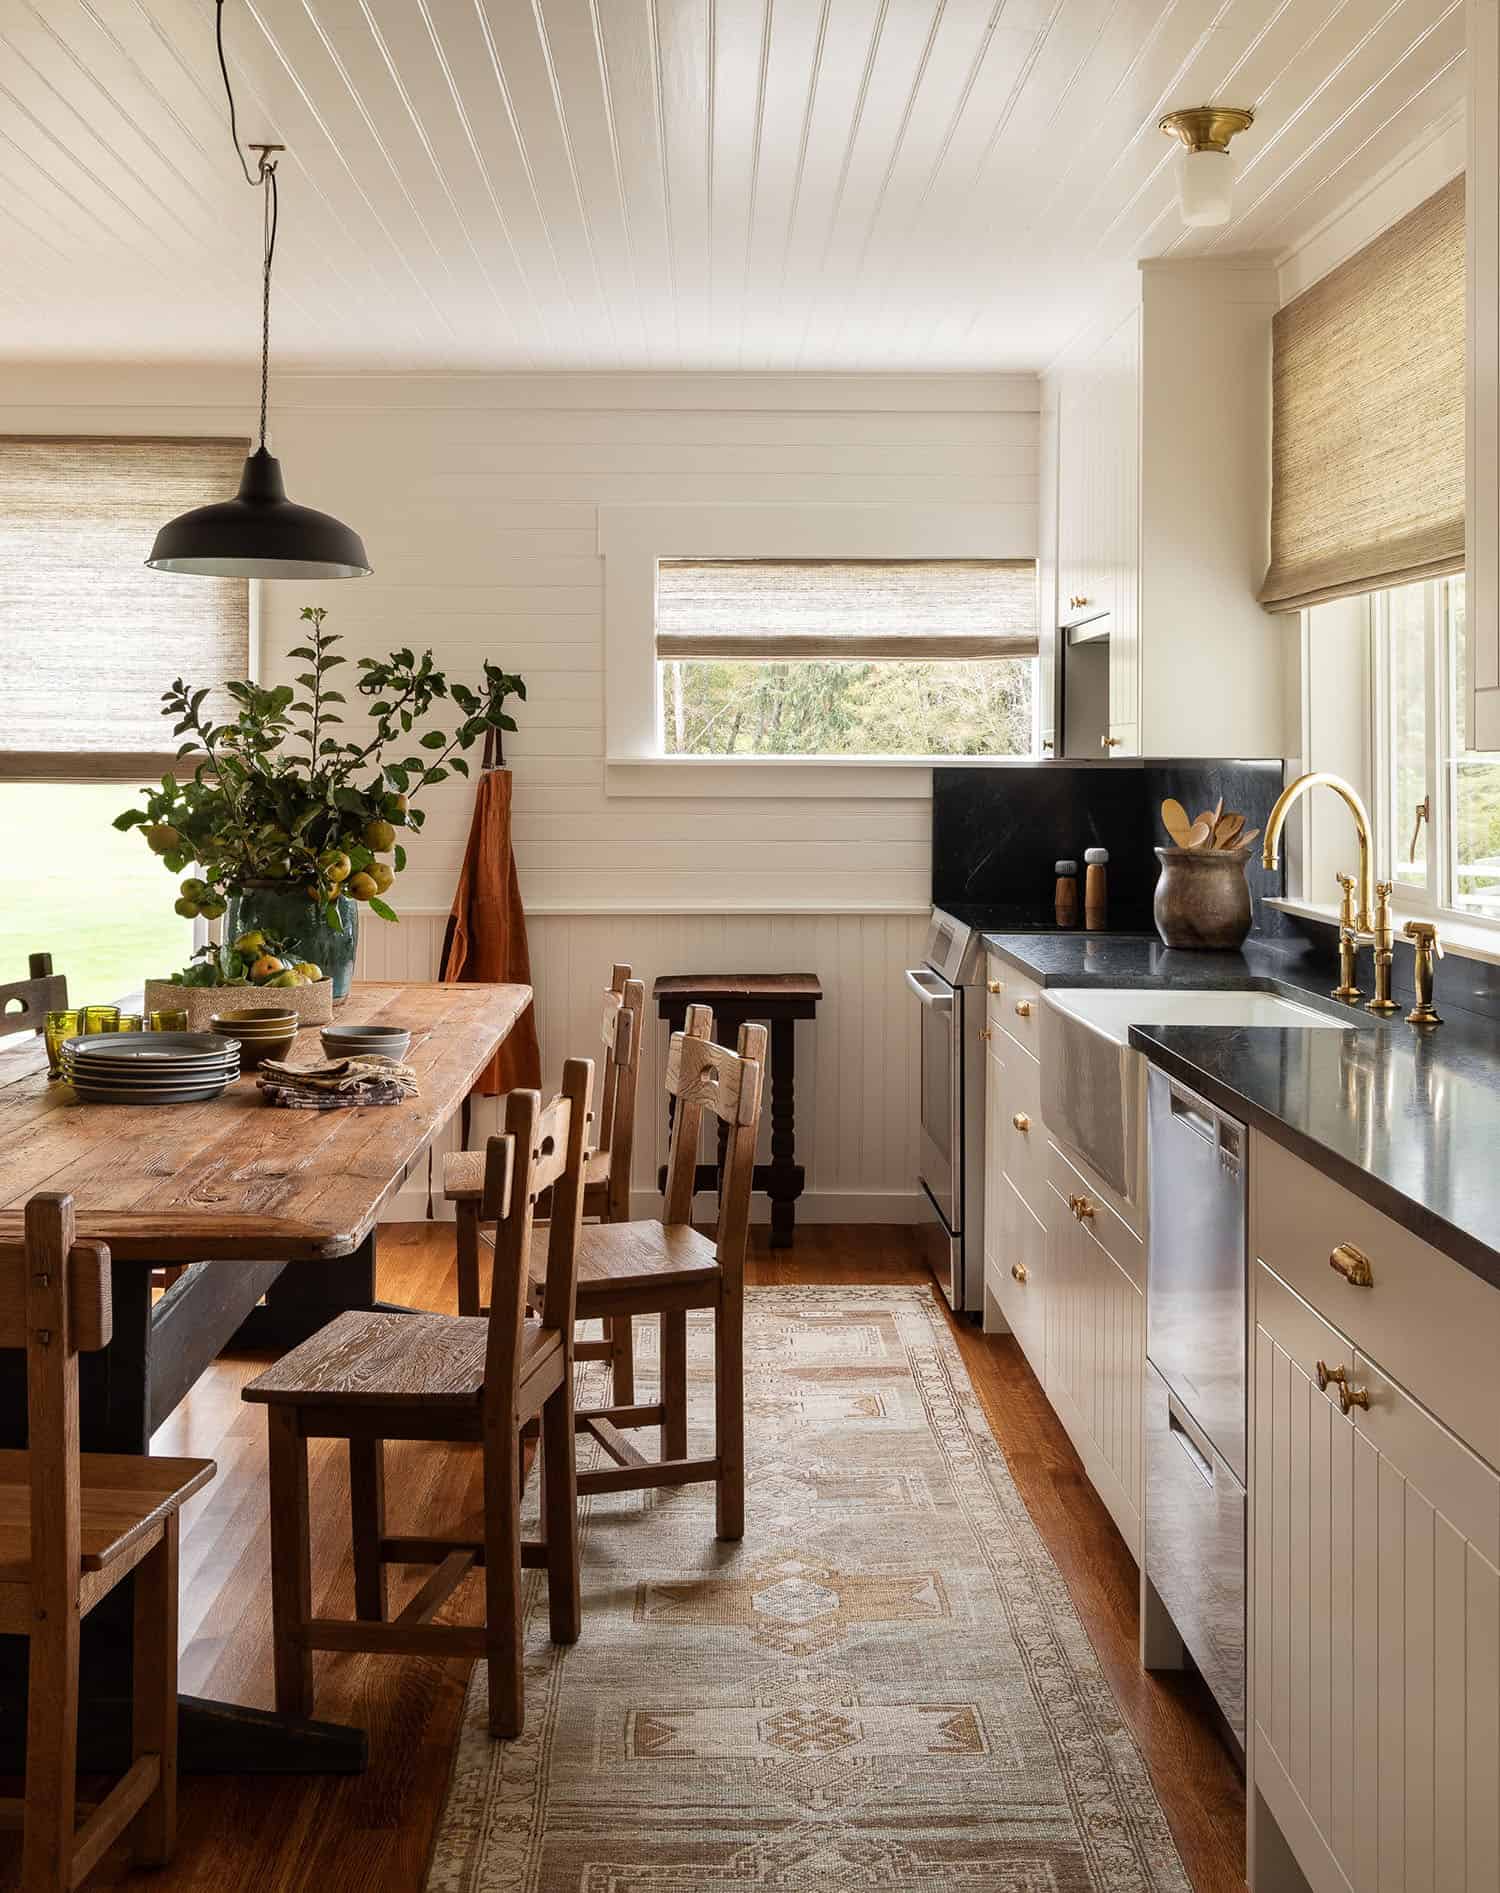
(225, 882), (358, 1000)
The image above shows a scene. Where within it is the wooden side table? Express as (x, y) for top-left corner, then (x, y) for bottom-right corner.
(652, 973), (822, 1249)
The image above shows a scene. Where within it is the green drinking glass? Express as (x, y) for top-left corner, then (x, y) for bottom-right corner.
(44, 1009), (80, 1079)
(81, 1005), (120, 1035)
(149, 1009), (189, 1032)
(115, 1014), (144, 1032)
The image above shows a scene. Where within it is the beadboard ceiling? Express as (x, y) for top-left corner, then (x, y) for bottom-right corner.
(0, 0), (1464, 372)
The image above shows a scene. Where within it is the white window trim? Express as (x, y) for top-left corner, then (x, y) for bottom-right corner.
(597, 501), (1037, 796)
(1279, 579), (1500, 960)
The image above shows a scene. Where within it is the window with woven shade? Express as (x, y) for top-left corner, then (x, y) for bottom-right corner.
(653, 558), (1039, 758)
(655, 558), (1039, 662)
(0, 436), (250, 779)
(1260, 175), (1465, 614)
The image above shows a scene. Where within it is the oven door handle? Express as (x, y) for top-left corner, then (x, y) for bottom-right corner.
(904, 968), (955, 1010)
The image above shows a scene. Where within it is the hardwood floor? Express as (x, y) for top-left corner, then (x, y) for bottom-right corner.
(5, 1223), (1245, 1892)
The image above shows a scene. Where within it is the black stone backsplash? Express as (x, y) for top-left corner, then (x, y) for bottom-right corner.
(932, 758), (1290, 937)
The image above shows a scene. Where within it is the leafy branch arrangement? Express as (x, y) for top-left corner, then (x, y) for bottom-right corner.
(115, 608), (525, 925)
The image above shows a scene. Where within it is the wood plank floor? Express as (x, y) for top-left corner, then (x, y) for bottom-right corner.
(3, 1223), (1246, 1892)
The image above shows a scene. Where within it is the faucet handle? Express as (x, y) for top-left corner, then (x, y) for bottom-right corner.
(1402, 919), (1443, 959)
(1334, 870), (1357, 928)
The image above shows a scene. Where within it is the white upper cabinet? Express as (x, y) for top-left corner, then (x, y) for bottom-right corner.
(1046, 262), (1286, 761)
(1469, 1), (1500, 751)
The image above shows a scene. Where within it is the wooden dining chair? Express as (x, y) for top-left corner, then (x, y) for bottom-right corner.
(242, 1058), (593, 1740)
(0, 951), (66, 1042)
(0, 1193), (214, 1890)
(538, 1007), (765, 1542)
(444, 963), (645, 1396)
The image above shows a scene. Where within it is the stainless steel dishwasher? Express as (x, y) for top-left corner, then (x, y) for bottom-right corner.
(1143, 1065), (1247, 1747)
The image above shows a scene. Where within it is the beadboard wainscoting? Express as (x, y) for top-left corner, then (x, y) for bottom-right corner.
(359, 907), (927, 1224)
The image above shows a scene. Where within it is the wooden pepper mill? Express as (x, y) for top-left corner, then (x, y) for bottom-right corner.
(1084, 847), (1109, 929)
(1054, 860), (1078, 927)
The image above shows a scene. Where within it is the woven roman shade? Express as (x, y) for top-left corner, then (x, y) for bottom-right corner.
(655, 558), (1038, 661)
(1260, 175), (1465, 613)
(0, 436), (250, 778)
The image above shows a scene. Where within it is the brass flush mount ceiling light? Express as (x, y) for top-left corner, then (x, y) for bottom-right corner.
(1158, 107), (1255, 229)
(148, 0), (370, 580)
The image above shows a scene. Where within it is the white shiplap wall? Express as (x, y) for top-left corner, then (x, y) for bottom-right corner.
(0, 366), (1036, 1219)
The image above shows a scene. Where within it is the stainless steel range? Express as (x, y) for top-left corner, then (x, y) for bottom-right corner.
(906, 908), (989, 1315)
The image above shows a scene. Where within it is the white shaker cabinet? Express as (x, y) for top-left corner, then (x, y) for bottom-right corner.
(1252, 1261), (1500, 1893)
(1047, 260), (1283, 761)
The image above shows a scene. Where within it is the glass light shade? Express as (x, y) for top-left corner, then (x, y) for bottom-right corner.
(147, 447), (371, 579)
(1177, 147), (1234, 227)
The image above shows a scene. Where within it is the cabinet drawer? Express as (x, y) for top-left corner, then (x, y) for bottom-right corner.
(985, 957), (1042, 1060)
(995, 1040), (1044, 1221)
(1048, 1137), (1143, 1291)
(991, 1173), (1046, 1381)
(1253, 1133), (1500, 1471)
(1254, 1258), (1500, 1893)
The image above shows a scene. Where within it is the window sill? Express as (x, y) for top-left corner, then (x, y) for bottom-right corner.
(1267, 896), (1500, 970)
(604, 754), (1037, 798)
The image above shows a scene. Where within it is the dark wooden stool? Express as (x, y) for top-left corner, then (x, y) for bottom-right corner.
(652, 973), (821, 1249)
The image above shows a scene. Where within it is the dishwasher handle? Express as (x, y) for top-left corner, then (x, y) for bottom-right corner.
(904, 968), (954, 1010)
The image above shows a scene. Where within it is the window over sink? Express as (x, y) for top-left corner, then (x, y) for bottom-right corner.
(1304, 573), (1500, 932)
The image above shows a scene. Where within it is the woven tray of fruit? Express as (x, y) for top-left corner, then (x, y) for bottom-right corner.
(145, 933), (334, 1031)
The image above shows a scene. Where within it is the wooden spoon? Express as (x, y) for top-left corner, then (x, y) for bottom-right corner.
(1160, 797), (1193, 846)
(1214, 812), (1245, 850)
(1181, 819), (1213, 850)
(1239, 828), (1260, 850)
(1193, 808), (1216, 833)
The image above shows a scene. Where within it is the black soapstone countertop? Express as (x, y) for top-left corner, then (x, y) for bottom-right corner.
(982, 929), (1500, 1291)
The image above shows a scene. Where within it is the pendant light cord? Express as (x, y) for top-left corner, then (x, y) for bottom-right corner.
(215, 0), (278, 452)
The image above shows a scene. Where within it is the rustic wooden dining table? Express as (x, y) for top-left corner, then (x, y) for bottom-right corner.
(0, 979), (531, 1777)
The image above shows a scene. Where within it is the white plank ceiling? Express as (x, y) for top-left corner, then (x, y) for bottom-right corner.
(0, 0), (1464, 372)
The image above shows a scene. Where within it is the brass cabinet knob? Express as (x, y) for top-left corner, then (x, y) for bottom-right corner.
(1315, 1360), (1347, 1393)
(1011, 1262), (1028, 1284)
(1329, 1242), (1374, 1288)
(1101, 735), (1123, 750)
(1338, 1381), (1370, 1415)
(1067, 1194), (1096, 1222)
(986, 979), (1002, 995)
(1014, 1000), (1032, 1018)
(978, 1026), (993, 1042)
(1012, 1112), (1031, 1133)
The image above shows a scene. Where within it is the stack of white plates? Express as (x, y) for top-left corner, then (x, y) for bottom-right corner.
(64, 1031), (241, 1105)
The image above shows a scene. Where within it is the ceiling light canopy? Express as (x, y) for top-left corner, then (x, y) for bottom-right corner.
(148, 1), (369, 582)
(1158, 106), (1255, 229)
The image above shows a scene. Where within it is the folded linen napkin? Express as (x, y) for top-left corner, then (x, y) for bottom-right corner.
(256, 1053), (419, 1109)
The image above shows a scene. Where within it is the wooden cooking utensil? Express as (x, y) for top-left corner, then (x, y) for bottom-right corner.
(1182, 819), (1213, 850)
(1214, 812), (1245, 849)
(1160, 797), (1193, 845)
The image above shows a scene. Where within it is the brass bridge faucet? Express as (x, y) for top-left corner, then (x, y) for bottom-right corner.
(1261, 772), (1399, 1013)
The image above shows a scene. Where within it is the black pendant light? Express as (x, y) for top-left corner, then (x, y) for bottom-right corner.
(148, 2), (369, 580)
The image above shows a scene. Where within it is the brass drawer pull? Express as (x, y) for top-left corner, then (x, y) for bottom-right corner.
(1329, 1242), (1374, 1288)
(1068, 1194), (1096, 1222)
(1014, 1000), (1032, 1018)
(1337, 1381), (1370, 1416)
(979, 1026), (992, 1043)
(986, 979), (1002, 995)
(1011, 1262), (1028, 1284)
(1315, 1360), (1347, 1393)
(1012, 1112), (1030, 1133)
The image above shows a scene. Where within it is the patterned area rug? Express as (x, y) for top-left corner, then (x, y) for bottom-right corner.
(426, 1286), (1191, 1892)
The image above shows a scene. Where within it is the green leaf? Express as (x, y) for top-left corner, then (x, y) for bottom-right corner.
(368, 895), (399, 924)
(451, 757), (469, 778)
(422, 768), (449, 785)
(112, 809), (148, 831)
(419, 730), (445, 750)
(287, 646), (316, 661)
(393, 844), (406, 871)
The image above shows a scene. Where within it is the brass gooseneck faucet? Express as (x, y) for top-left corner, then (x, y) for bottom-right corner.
(1261, 772), (1399, 1013)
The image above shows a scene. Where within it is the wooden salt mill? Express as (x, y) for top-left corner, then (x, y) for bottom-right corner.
(1084, 847), (1109, 929)
(1054, 860), (1078, 927)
